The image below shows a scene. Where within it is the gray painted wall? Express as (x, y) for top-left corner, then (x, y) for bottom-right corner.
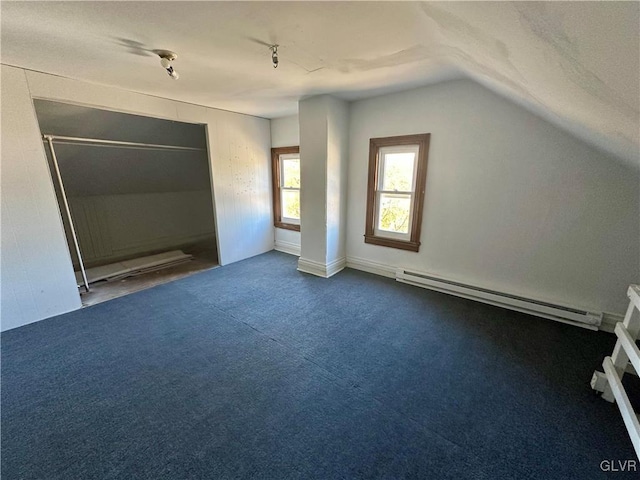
(36, 100), (216, 268)
(34, 99), (207, 148)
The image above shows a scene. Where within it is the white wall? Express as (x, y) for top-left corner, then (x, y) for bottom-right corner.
(271, 115), (299, 147)
(270, 114), (301, 255)
(1, 65), (273, 331)
(1, 67), (83, 330)
(346, 79), (639, 315)
(326, 97), (349, 266)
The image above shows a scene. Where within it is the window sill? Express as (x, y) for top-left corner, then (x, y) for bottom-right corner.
(275, 222), (300, 232)
(364, 235), (420, 252)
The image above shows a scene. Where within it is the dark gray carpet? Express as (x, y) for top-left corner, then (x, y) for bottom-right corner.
(2, 251), (637, 479)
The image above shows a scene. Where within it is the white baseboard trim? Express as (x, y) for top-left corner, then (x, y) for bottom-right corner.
(600, 312), (625, 334)
(274, 240), (301, 256)
(297, 257), (327, 277)
(297, 256), (346, 278)
(346, 255), (396, 278)
(326, 257), (347, 277)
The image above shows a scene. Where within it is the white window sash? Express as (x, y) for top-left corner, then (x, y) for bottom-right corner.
(279, 154), (300, 189)
(280, 187), (300, 224)
(377, 145), (419, 191)
(374, 192), (414, 240)
(374, 145), (419, 240)
(279, 153), (300, 224)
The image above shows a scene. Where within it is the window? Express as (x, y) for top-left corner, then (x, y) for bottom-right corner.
(271, 146), (301, 231)
(364, 134), (430, 251)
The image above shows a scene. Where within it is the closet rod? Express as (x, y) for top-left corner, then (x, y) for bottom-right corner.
(42, 134), (205, 152)
(44, 136), (91, 293)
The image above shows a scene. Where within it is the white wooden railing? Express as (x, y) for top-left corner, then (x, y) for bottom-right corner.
(592, 285), (640, 459)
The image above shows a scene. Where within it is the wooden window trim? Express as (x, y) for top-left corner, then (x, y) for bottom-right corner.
(271, 146), (301, 232)
(364, 133), (431, 252)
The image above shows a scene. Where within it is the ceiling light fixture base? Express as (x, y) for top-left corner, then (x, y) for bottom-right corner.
(154, 50), (179, 80)
(154, 50), (177, 62)
(269, 45), (279, 69)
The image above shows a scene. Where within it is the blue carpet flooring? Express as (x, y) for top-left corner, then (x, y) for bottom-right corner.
(2, 251), (637, 479)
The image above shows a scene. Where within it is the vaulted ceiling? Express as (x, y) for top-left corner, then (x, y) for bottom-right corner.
(2, 1), (638, 163)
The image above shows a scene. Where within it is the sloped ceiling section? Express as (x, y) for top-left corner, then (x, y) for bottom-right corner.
(34, 100), (211, 196)
(421, 2), (639, 165)
(1, 2), (638, 163)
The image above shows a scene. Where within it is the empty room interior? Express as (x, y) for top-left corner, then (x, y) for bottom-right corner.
(1, 2), (639, 479)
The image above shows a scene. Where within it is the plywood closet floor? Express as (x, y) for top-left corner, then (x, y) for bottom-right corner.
(80, 251), (218, 307)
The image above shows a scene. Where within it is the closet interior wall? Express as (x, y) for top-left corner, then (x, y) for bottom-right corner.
(34, 100), (219, 301)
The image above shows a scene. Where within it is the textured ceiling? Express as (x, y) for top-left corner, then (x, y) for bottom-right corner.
(2, 1), (638, 163)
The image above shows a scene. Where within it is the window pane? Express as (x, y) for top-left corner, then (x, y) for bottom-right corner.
(282, 158), (300, 188)
(382, 153), (415, 192)
(378, 194), (411, 233)
(282, 190), (300, 219)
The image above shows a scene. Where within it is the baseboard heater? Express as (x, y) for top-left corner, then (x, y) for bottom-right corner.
(396, 269), (602, 330)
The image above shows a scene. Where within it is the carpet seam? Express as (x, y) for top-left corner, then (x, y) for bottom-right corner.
(176, 286), (476, 458)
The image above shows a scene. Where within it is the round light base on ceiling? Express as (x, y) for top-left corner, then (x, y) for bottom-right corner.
(153, 50), (177, 61)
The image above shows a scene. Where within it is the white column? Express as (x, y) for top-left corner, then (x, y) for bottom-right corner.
(297, 95), (349, 277)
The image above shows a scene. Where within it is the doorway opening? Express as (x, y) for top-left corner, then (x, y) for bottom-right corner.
(34, 100), (219, 306)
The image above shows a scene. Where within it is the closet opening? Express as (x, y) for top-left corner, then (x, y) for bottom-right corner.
(34, 100), (219, 306)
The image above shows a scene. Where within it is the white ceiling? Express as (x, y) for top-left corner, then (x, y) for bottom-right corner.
(2, 1), (638, 162)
